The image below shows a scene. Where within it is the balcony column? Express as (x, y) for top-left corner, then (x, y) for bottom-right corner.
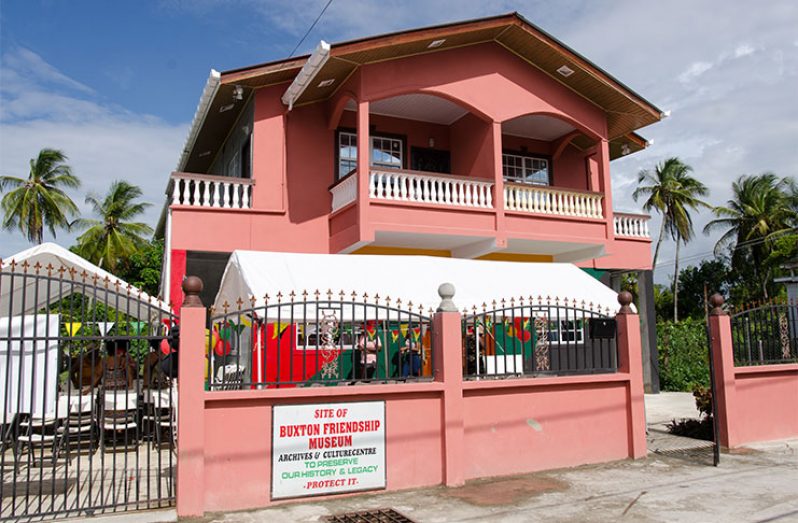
(597, 139), (615, 240)
(357, 100), (371, 242)
(491, 121), (507, 248)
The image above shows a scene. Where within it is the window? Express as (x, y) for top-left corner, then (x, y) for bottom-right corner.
(547, 319), (584, 345)
(502, 153), (550, 185)
(226, 150), (241, 179)
(371, 136), (403, 170)
(337, 131), (404, 180)
(338, 132), (357, 180)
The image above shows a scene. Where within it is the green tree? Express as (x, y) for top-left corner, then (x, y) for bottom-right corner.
(73, 181), (153, 271)
(116, 239), (164, 296)
(704, 173), (797, 300)
(633, 158), (709, 321)
(676, 259), (731, 320)
(0, 148), (81, 244)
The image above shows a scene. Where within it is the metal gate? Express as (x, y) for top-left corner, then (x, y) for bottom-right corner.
(1, 261), (176, 520)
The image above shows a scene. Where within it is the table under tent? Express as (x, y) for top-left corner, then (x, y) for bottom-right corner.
(0, 243), (176, 519)
(207, 251), (629, 389)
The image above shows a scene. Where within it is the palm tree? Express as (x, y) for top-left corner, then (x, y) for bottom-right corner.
(633, 158), (709, 321)
(0, 148), (80, 244)
(73, 181), (153, 271)
(704, 173), (797, 299)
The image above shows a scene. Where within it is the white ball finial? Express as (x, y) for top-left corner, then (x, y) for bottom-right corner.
(437, 283), (457, 312)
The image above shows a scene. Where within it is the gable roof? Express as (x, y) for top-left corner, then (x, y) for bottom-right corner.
(181, 12), (662, 173)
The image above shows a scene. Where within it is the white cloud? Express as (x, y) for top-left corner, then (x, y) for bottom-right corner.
(0, 47), (186, 258)
(679, 61), (714, 84)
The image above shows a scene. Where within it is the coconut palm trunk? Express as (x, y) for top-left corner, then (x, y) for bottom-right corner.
(652, 217), (667, 269)
(673, 238), (681, 322)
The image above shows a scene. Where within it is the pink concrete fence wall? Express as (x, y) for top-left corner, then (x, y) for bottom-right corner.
(709, 295), (798, 448)
(175, 280), (647, 517)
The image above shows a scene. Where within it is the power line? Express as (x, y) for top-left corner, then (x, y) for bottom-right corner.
(289, 0), (335, 57)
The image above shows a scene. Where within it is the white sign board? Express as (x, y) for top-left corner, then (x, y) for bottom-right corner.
(272, 401), (385, 500)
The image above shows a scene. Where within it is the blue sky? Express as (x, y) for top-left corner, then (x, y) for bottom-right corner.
(1, 1), (797, 283)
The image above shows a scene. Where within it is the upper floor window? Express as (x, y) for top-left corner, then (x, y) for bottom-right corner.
(503, 153), (550, 186)
(337, 131), (404, 180)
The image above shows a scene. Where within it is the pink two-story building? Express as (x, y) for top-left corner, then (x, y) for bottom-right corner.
(156, 12), (663, 390)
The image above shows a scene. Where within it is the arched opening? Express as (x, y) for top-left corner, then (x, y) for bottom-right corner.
(334, 92), (494, 181)
(500, 113), (600, 193)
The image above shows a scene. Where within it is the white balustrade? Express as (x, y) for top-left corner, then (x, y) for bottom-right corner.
(504, 183), (604, 219)
(170, 173), (253, 210)
(613, 213), (651, 239)
(330, 174), (358, 212)
(369, 169), (494, 209)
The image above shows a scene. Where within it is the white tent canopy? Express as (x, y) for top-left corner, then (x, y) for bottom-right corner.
(214, 251), (628, 317)
(1, 242), (171, 318)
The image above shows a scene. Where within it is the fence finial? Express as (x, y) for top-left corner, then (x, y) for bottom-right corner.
(710, 293), (726, 316)
(436, 282), (457, 312)
(617, 291), (633, 315)
(182, 276), (204, 308)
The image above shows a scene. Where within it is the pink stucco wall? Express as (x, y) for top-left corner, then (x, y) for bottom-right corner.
(170, 40), (652, 274)
(176, 301), (647, 517)
(710, 312), (798, 448)
(731, 367), (798, 444)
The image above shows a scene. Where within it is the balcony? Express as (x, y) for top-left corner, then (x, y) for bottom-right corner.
(169, 172), (254, 210)
(613, 213), (651, 240)
(331, 168), (610, 220)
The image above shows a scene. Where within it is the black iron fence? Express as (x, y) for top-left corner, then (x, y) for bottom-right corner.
(731, 300), (798, 366)
(1, 262), (176, 520)
(462, 297), (618, 379)
(207, 292), (434, 389)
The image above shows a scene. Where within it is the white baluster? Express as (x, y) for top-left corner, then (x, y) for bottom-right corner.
(429, 177), (437, 202)
(172, 179), (181, 205)
(242, 184), (250, 208)
(486, 185), (493, 208)
(210, 181), (219, 207)
(376, 172), (384, 199)
(222, 183), (230, 208)
(369, 172), (376, 198)
(201, 180), (210, 206)
(192, 180), (201, 206)
(232, 182), (241, 208)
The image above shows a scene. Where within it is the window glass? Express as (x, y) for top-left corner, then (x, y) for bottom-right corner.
(337, 132), (403, 179)
(547, 319), (584, 344)
(502, 153), (550, 185)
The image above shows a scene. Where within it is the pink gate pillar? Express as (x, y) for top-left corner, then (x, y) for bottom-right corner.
(708, 294), (798, 448)
(176, 276), (207, 517)
(616, 291), (647, 458)
(432, 283), (465, 487)
(708, 294), (739, 449)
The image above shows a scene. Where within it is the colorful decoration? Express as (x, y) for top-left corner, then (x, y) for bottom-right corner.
(95, 322), (115, 336)
(64, 322), (82, 336)
(533, 316), (550, 371)
(319, 311), (341, 379)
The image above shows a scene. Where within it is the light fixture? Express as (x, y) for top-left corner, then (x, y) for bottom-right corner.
(233, 85), (244, 101)
(621, 143), (631, 156)
(428, 137), (435, 148)
(428, 39), (446, 49)
(317, 78), (335, 88)
(556, 65), (574, 77)
(198, 151), (211, 158)
(219, 103), (235, 113)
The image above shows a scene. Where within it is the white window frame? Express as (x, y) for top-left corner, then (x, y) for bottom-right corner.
(502, 153), (550, 186)
(546, 319), (584, 345)
(337, 131), (404, 179)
